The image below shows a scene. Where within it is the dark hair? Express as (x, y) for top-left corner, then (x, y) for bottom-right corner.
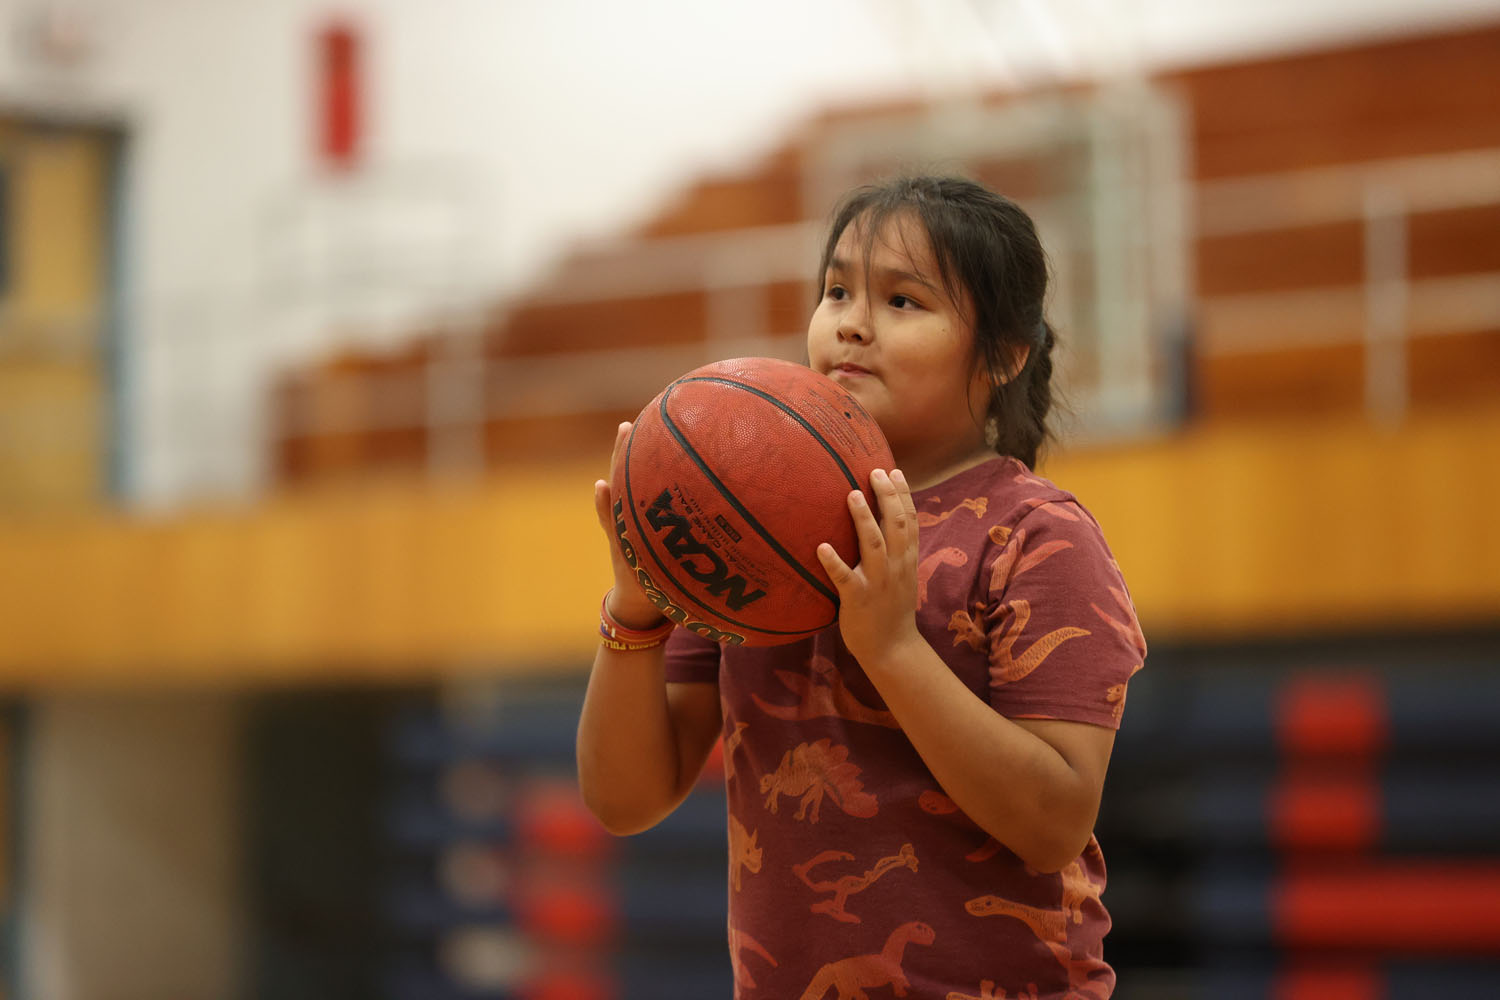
(817, 175), (1058, 469)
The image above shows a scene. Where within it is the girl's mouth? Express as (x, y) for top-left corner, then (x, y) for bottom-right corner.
(833, 363), (872, 377)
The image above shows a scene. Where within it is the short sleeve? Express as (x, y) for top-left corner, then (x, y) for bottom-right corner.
(982, 500), (1146, 729)
(663, 626), (722, 684)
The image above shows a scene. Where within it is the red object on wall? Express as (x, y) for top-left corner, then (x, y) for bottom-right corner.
(1270, 768), (1380, 852)
(516, 783), (613, 858)
(1275, 862), (1500, 950)
(518, 885), (617, 944)
(318, 21), (360, 168)
(1276, 674), (1386, 757)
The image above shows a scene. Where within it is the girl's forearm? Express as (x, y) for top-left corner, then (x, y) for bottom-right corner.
(576, 647), (721, 835)
(860, 634), (1104, 872)
(576, 647), (685, 834)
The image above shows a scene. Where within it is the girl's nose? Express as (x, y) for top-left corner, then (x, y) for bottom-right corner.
(837, 305), (873, 344)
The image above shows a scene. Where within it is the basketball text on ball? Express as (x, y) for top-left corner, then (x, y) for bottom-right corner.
(613, 498), (746, 645)
(645, 490), (767, 611)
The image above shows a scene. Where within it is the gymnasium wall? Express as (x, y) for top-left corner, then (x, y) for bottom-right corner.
(1, 21), (1496, 681)
(2, 401), (1498, 684)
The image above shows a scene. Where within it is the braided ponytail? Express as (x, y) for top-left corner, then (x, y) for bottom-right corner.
(986, 321), (1055, 470)
(1022, 320), (1057, 469)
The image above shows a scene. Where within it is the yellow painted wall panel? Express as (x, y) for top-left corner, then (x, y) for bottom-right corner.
(1397, 420), (1500, 617)
(488, 469), (614, 660)
(0, 365), (102, 509)
(142, 515), (247, 667)
(52, 521), (131, 672)
(1043, 407), (1500, 638)
(0, 409), (1496, 689)
(11, 132), (105, 314)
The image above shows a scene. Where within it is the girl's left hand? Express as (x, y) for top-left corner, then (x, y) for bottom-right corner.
(816, 468), (924, 666)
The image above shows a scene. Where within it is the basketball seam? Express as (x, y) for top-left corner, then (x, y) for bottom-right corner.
(660, 378), (845, 609)
(683, 376), (862, 491)
(624, 424), (825, 637)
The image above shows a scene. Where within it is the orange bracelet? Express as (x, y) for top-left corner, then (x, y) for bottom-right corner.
(599, 591), (674, 652)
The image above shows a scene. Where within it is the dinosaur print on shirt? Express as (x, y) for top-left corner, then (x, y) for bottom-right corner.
(752, 655), (898, 729)
(728, 813), (762, 892)
(797, 921), (936, 1000)
(760, 739), (879, 822)
(792, 842), (919, 923)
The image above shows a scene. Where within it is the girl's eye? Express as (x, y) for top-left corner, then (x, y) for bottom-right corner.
(825, 285), (847, 301)
(890, 294), (918, 309)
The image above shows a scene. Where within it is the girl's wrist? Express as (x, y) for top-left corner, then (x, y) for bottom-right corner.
(604, 589), (667, 631)
(597, 593), (675, 650)
(853, 626), (928, 679)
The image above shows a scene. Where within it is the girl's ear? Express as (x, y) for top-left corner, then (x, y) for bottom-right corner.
(997, 345), (1031, 385)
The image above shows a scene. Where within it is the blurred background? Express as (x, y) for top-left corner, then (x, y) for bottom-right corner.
(1, 1), (1499, 997)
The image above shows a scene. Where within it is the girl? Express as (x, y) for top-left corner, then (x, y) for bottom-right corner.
(577, 175), (1145, 999)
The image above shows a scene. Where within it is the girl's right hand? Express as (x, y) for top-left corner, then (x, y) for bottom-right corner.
(594, 421), (667, 629)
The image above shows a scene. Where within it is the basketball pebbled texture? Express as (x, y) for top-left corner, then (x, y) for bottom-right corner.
(611, 357), (894, 646)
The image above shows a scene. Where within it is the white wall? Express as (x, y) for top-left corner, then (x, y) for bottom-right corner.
(8, 0), (1500, 302)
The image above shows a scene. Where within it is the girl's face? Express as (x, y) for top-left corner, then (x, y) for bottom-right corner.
(808, 212), (992, 477)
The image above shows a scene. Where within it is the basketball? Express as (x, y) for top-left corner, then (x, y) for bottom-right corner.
(611, 357), (894, 646)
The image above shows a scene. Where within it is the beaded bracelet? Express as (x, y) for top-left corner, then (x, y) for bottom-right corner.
(599, 591), (674, 652)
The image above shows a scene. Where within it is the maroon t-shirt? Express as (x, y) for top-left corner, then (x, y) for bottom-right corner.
(665, 456), (1146, 1000)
